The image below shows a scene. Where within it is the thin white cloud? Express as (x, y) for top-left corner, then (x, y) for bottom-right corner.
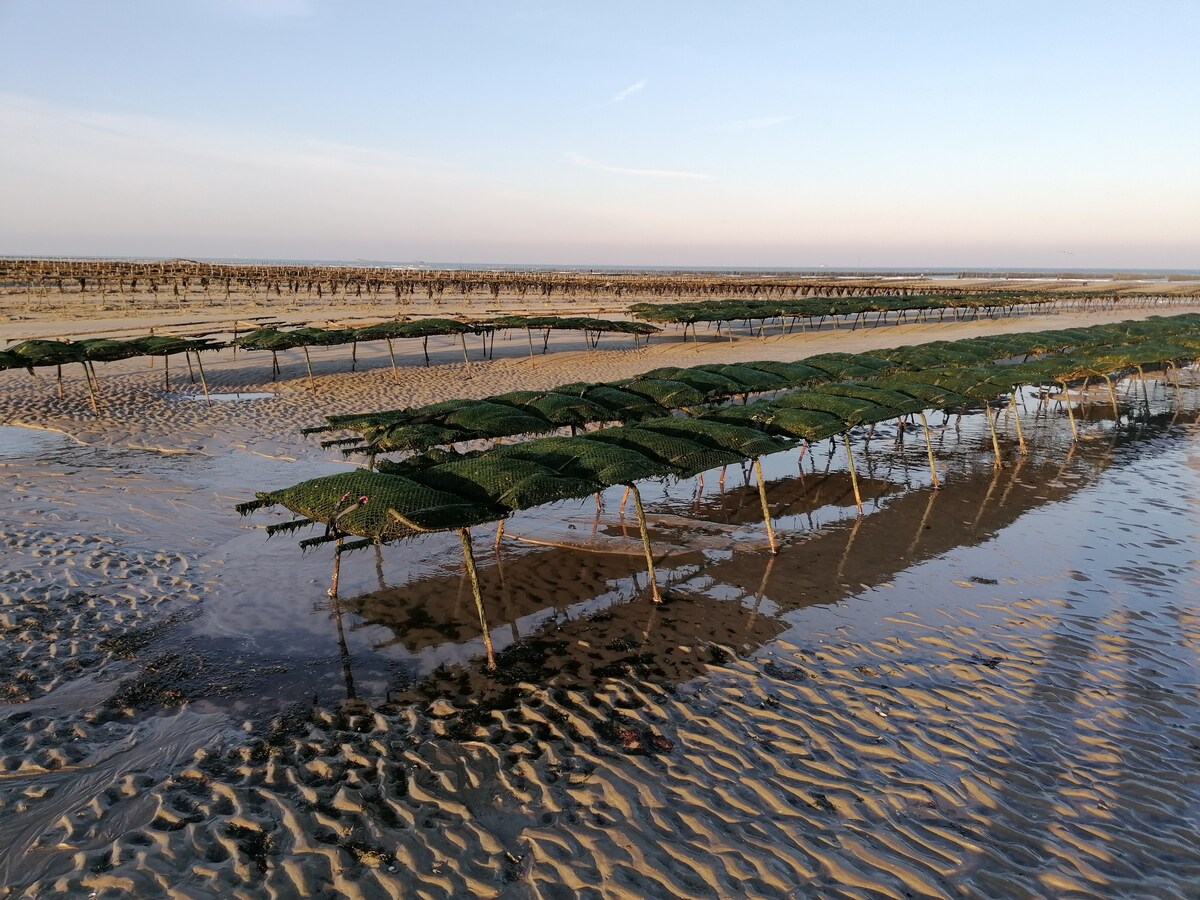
(604, 79), (647, 105)
(715, 115), (796, 131)
(566, 152), (712, 181)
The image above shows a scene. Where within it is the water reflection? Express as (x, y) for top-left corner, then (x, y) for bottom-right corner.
(310, 403), (1195, 709)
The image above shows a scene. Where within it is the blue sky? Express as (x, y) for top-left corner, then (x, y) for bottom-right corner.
(2, 0), (1197, 267)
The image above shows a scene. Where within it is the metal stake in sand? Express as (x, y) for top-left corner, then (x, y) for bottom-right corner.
(753, 458), (778, 554)
(192, 350), (212, 406)
(918, 412), (940, 489)
(458, 527), (496, 670)
(843, 433), (863, 515)
(628, 483), (662, 603)
(985, 401), (1003, 467)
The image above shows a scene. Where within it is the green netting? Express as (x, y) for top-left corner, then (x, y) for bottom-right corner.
(513, 392), (618, 426)
(10, 340), (85, 367)
(636, 417), (792, 459)
(395, 318), (474, 338)
(240, 470), (498, 540)
(575, 385), (667, 419)
(580, 425), (742, 478)
(768, 408), (847, 441)
(744, 360), (833, 384)
(76, 338), (144, 362)
(440, 401), (552, 438)
(615, 378), (708, 408)
(409, 457), (600, 510)
(697, 364), (790, 392)
(352, 321), (415, 340)
(870, 377), (971, 409)
(488, 437), (676, 484)
(360, 423), (466, 454)
(0, 350), (25, 371)
(821, 384), (928, 417)
(775, 391), (898, 425)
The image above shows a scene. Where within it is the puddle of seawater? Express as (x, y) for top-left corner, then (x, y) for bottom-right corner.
(164, 391), (277, 402)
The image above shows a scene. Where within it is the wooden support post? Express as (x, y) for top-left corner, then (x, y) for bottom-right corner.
(754, 458), (777, 554)
(79, 362), (98, 413)
(193, 350), (212, 407)
(328, 538), (343, 598)
(843, 433), (863, 515)
(918, 412), (940, 489)
(985, 401), (1002, 467)
(386, 338), (398, 380)
(459, 527), (496, 670)
(1009, 392), (1027, 454)
(1102, 374), (1118, 418)
(629, 484), (661, 603)
(303, 346), (316, 393)
(1061, 382), (1078, 441)
(459, 332), (472, 373)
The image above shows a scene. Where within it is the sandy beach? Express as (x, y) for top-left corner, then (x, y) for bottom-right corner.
(3, 296), (1200, 897)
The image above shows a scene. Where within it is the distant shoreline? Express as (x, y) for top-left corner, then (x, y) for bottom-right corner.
(2, 255), (1199, 281)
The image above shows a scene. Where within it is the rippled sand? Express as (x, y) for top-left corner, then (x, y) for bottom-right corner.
(2, 320), (1199, 897)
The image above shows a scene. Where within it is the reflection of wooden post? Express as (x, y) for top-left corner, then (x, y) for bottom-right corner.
(459, 528), (496, 670)
(629, 484), (661, 603)
(918, 412), (940, 489)
(753, 458), (777, 554)
(843, 433), (863, 515)
(1009, 392), (1026, 454)
(985, 401), (1002, 466)
(193, 351), (212, 406)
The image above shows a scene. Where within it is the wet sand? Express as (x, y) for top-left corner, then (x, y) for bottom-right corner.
(2, 310), (1200, 897)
